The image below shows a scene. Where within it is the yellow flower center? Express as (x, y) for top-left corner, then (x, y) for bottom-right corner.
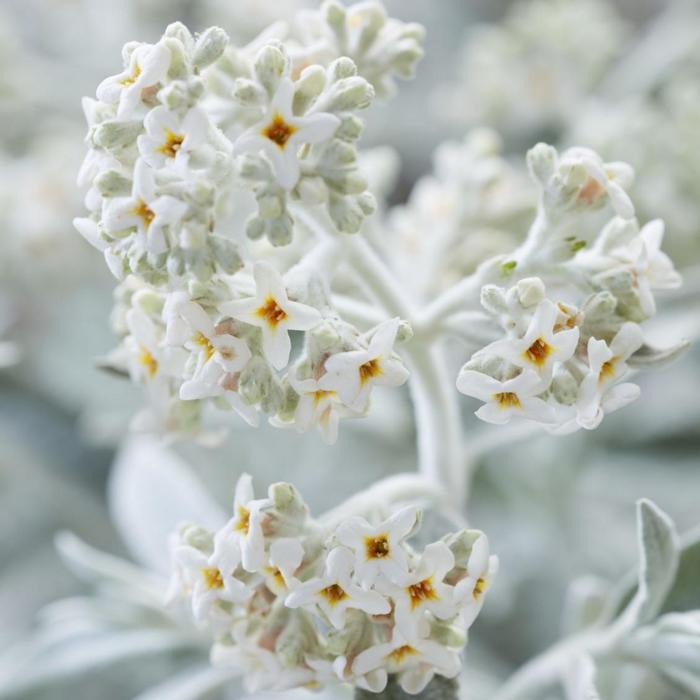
(319, 583), (348, 606)
(193, 332), (215, 360)
(120, 63), (142, 87)
(407, 577), (438, 609)
(494, 392), (521, 409)
(386, 645), (418, 664)
(201, 567), (224, 590)
(158, 129), (185, 158)
(312, 389), (335, 405)
(265, 567), (287, 590)
(359, 358), (383, 385)
(262, 114), (296, 148)
(599, 358), (617, 382)
(365, 534), (390, 560)
(473, 576), (487, 600)
(255, 296), (288, 328)
(139, 347), (159, 378)
(133, 199), (155, 229)
(523, 337), (552, 366)
(234, 505), (250, 535)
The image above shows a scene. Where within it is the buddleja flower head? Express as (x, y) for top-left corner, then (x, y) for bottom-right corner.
(75, 7), (422, 443)
(167, 474), (497, 695)
(453, 143), (683, 433)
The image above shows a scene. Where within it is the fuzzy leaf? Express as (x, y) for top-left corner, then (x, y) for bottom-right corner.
(627, 340), (690, 369)
(626, 500), (680, 626)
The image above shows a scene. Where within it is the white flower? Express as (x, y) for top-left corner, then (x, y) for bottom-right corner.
(453, 534), (498, 629)
(285, 370), (359, 444)
(335, 506), (419, 587)
(320, 318), (410, 412)
(212, 473), (270, 574)
(220, 261), (322, 370)
(175, 301), (252, 382)
(488, 299), (579, 379)
(563, 147), (635, 219)
(352, 629), (461, 695)
(212, 632), (315, 693)
(306, 655), (389, 693)
(559, 323), (643, 433)
(611, 220), (682, 316)
(388, 542), (458, 640)
(233, 76), (340, 190)
(263, 538), (305, 596)
(137, 106), (210, 171)
(285, 546), (391, 629)
(172, 545), (250, 623)
(123, 308), (186, 384)
(96, 42), (171, 118)
(102, 159), (187, 254)
(457, 368), (555, 425)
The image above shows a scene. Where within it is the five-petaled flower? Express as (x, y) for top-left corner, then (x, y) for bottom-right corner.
(212, 473), (271, 574)
(233, 77), (340, 190)
(387, 541), (458, 639)
(172, 544), (250, 623)
(124, 308), (186, 384)
(283, 371), (360, 444)
(335, 505), (419, 587)
(453, 533), (499, 629)
(320, 318), (410, 411)
(220, 262), (322, 370)
(609, 219), (682, 317)
(488, 299), (579, 379)
(457, 368), (555, 425)
(286, 546), (391, 629)
(97, 42), (171, 118)
(137, 106), (210, 171)
(102, 159), (187, 255)
(556, 323), (643, 433)
(352, 629), (461, 696)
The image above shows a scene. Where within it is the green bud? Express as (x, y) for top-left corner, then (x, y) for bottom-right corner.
(193, 27), (229, 70)
(94, 120), (142, 149)
(254, 43), (288, 97)
(95, 170), (132, 197)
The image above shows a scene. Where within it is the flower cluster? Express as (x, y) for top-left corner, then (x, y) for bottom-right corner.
(75, 8), (422, 442)
(168, 474), (497, 695)
(455, 144), (682, 432)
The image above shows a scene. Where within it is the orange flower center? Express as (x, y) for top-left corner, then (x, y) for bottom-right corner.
(524, 337), (551, 366)
(133, 199), (155, 229)
(599, 358), (617, 382)
(359, 358), (383, 385)
(494, 391), (521, 409)
(255, 296), (288, 328)
(262, 114), (296, 148)
(365, 534), (390, 560)
(158, 129), (185, 158)
(319, 583), (348, 606)
(407, 578), (438, 609)
(386, 645), (418, 664)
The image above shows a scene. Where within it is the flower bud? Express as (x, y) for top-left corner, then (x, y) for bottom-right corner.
(193, 27), (229, 70)
(516, 277), (546, 307)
